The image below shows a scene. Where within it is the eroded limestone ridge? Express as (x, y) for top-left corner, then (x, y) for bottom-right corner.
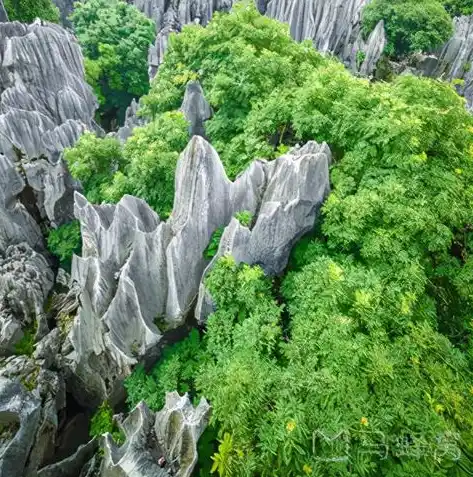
(0, 19), (98, 226)
(67, 136), (331, 407)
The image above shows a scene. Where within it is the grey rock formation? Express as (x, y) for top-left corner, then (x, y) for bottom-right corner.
(0, 20), (98, 225)
(0, 0), (8, 22)
(37, 439), (98, 477)
(102, 393), (209, 477)
(155, 392), (210, 477)
(0, 354), (66, 477)
(180, 81), (212, 137)
(0, 154), (44, 254)
(52, 0), (76, 27)
(265, 0), (384, 75)
(196, 141), (331, 323)
(116, 99), (147, 144)
(0, 243), (54, 355)
(419, 14), (473, 110)
(0, 376), (42, 477)
(67, 136), (330, 405)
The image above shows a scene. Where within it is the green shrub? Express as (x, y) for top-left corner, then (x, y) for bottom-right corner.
(4, 0), (59, 23)
(443, 0), (473, 16)
(204, 228), (225, 260)
(47, 221), (82, 267)
(89, 401), (125, 444)
(102, 112), (189, 217)
(64, 133), (124, 204)
(124, 329), (205, 412)
(14, 321), (37, 356)
(362, 0), (453, 57)
(234, 211), (253, 228)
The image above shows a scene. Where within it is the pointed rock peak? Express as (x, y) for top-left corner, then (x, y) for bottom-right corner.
(180, 81), (212, 138)
(73, 191), (88, 210)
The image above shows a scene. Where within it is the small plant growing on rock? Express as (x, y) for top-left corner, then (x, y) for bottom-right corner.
(234, 210), (253, 228)
(203, 227), (224, 260)
(14, 321), (37, 356)
(90, 401), (125, 444)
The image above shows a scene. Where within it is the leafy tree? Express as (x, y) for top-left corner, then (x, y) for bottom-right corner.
(64, 112), (188, 216)
(103, 112), (188, 217)
(64, 132), (124, 204)
(71, 0), (155, 127)
(141, 2), (324, 177)
(362, 0), (453, 57)
(4, 0), (59, 23)
(443, 0), (473, 16)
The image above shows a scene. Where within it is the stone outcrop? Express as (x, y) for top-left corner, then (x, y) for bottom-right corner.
(0, 0), (7, 22)
(0, 354), (66, 477)
(0, 20), (98, 226)
(102, 392), (210, 477)
(180, 81), (212, 137)
(0, 154), (44, 253)
(418, 14), (473, 111)
(66, 136), (330, 406)
(265, 0), (384, 75)
(52, 0), (76, 27)
(116, 99), (147, 144)
(154, 392), (210, 477)
(195, 141), (331, 322)
(0, 243), (54, 355)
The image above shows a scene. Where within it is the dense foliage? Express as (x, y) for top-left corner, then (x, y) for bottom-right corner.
(4, 0), (59, 23)
(47, 221), (82, 268)
(443, 0), (473, 16)
(125, 4), (473, 476)
(362, 0), (453, 57)
(64, 112), (188, 217)
(89, 401), (125, 444)
(71, 0), (155, 127)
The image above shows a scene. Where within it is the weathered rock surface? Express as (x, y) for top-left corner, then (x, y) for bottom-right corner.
(102, 392), (209, 477)
(419, 14), (473, 110)
(180, 81), (212, 137)
(37, 438), (98, 477)
(116, 99), (147, 144)
(0, 353), (66, 477)
(196, 141), (331, 322)
(0, 20), (97, 225)
(0, 376), (42, 477)
(0, 243), (54, 355)
(154, 392), (210, 477)
(0, 154), (44, 254)
(67, 136), (330, 405)
(265, 0), (384, 75)
(0, 0), (7, 22)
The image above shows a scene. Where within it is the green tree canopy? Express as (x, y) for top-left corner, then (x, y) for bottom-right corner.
(443, 0), (473, 16)
(71, 0), (155, 127)
(4, 0), (59, 23)
(362, 0), (453, 57)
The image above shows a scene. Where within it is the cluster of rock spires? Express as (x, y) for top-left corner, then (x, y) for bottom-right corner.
(66, 133), (331, 407)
